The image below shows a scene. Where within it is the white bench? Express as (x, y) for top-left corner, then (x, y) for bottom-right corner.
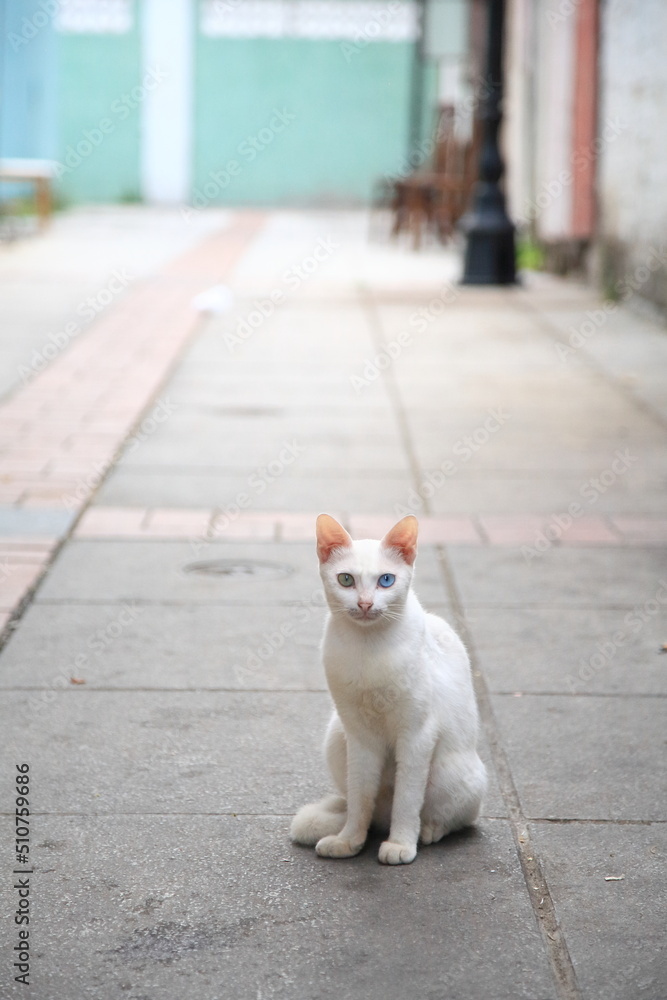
(0, 159), (56, 229)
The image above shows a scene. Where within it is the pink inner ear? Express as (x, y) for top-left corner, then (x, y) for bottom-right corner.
(316, 514), (352, 563)
(382, 516), (418, 565)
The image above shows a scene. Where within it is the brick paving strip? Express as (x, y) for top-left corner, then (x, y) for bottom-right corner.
(0, 212), (265, 630)
(73, 506), (667, 545)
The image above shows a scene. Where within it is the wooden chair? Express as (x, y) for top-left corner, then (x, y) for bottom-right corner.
(374, 105), (480, 250)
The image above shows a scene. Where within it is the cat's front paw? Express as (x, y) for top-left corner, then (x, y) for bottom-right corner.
(315, 835), (364, 859)
(378, 840), (417, 865)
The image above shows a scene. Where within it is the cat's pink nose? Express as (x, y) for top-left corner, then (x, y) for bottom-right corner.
(358, 600), (373, 612)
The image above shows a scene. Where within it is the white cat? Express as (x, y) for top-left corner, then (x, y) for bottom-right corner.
(290, 514), (486, 865)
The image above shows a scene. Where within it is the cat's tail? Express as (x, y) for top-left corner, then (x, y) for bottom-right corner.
(290, 794), (346, 845)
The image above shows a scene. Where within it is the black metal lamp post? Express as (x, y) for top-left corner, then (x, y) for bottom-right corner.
(461, 0), (516, 284)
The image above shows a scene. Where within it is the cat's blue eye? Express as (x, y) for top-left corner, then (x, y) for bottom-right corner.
(378, 574), (396, 588)
(337, 573), (355, 587)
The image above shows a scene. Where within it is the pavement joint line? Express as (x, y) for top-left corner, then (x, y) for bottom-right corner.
(204, 507), (218, 541)
(490, 691), (667, 699)
(528, 817), (667, 826)
(30, 597), (330, 606)
(602, 511), (625, 542)
(0, 815), (519, 829)
(97, 462), (649, 476)
(441, 601), (667, 609)
(3, 687), (664, 698)
(0, 811), (326, 818)
(360, 285), (582, 1000)
(2, 812), (663, 825)
(517, 294), (667, 434)
(472, 513), (490, 545)
(359, 290), (426, 494)
(95, 465), (417, 477)
(29, 598), (654, 610)
(1, 686), (330, 693)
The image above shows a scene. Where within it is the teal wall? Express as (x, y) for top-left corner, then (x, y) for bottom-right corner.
(11, 0), (438, 205)
(0, 0), (57, 159)
(0, 0), (57, 201)
(193, 37), (419, 205)
(55, 9), (141, 203)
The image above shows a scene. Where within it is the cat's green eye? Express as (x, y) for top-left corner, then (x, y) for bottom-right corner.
(337, 573), (355, 587)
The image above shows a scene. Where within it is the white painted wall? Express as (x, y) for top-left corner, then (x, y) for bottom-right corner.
(505, 0), (536, 229)
(598, 0), (667, 294)
(533, 0), (576, 240)
(505, 0), (576, 239)
(140, 0), (194, 203)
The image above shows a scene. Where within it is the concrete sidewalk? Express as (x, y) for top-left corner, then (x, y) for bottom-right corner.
(1, 208), (666, 1000)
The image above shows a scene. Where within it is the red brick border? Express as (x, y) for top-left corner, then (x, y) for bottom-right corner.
(72, 507), (667, 546)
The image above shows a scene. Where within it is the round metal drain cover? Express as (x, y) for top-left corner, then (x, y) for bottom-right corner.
(183, 559), (293, 580)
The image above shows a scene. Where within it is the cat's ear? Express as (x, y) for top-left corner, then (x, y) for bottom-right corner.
(382, 515), (418, 565)
(316, 514), (353, 563)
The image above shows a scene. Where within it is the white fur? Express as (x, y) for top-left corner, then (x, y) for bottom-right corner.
(290, 516), (487, 865)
